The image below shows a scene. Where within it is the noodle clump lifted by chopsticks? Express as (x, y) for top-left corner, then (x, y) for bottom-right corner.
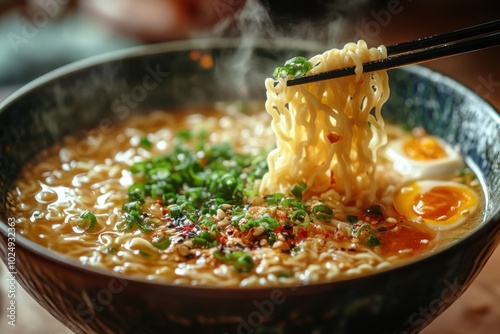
(260, 40), (390, 203)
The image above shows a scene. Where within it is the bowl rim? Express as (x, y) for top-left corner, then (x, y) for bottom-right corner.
(1, 38), (499, 291)
(0, 37), (325, 111)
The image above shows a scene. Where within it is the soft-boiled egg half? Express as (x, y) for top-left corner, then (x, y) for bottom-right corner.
(394, 180), (479, 230)
(385, 133), (463, 179)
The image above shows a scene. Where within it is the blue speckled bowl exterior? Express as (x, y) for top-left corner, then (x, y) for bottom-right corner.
(0, 39), (499, 334)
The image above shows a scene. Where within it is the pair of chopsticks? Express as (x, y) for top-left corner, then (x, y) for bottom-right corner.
(286, 19), (500, 87)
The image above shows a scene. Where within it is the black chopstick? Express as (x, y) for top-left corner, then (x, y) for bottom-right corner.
(386, 19), (500, 55)
(286, 19), (500, 87)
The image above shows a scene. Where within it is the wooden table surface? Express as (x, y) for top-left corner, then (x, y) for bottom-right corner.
(1, 1), (499, 333)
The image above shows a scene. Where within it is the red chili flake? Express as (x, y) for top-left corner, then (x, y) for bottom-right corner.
(327, 133), (342, 144)
(296, 227), (308, 241)
(330, 170), (335, 186)
(274, 226), (286, 234)
(179, 224), (195, 233)
(217, 234), (228, 244)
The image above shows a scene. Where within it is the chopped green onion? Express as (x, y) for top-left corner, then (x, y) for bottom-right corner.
(291, 182), (307, 200)
(278, 272), (293, 278)
(352, 222), (382, 247)
(79, 210), (97, 231)
(213, 250), (254, 272)
(230, 209), (249, 226)
(139, 250), (154, 258)
(199, 216), (216, 229)
(192, 231), (218, 248)
(240, 215), (279, 233)
(151, 235), (171, 250)
(130, 162), (148, 175)
(168, 205), (182, 218)
(127, 184), (146, 203)
(366, 233), (381, 247)
(400, 123), (412, 132)
(281, 197), (307, 210)
(273, 56), (313, 79)
(290, 209), (310, 226)
(176, 129), (192, 141)
(312, 204), (333, 221)
(139, 137), (152, 148)
(122, 201), (142, 212)
(353, 223), (372, 237)
(268, 232), (277, 245)
(266, 193), (285, 205)
(123, 210), (155, 232)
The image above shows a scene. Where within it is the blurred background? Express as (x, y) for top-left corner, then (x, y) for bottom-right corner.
(1, 0), (499, 333)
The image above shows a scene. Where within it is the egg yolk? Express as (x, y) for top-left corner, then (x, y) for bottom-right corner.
(413, 186), (464, 221)
(403, 136), (447, 161)
(394, 181), (479, 229)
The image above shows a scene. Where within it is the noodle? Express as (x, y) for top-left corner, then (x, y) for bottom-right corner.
(260, 41), (389, 203)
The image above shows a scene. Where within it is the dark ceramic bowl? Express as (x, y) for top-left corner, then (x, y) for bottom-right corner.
(1, 39), (499, 334)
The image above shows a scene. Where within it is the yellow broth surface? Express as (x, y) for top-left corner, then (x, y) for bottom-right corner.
(8, 104), (484, 287)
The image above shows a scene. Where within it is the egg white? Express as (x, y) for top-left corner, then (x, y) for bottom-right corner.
(384, 134), (463, 179)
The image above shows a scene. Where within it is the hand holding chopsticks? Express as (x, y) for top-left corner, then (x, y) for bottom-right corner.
(286, 19), (500, 87)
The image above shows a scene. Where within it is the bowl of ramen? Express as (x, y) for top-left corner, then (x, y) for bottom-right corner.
(0, 38), (499, 334)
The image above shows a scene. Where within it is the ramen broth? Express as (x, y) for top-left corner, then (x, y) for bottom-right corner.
(8, 103), (484, 287)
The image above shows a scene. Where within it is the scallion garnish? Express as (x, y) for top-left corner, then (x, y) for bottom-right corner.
(290, 209), (310, 226)
(278, 272), (293, 278)
(352, 222), (382, 247)
(199, 216), (217, 229)
(139, 250), (154, 258)
(213, 250), (254, 272)
(122, 201), (142, 212)
(139, 137), (152, 148)
(291, 182), (307, 200)
(366, 233), (381, 247)
(240, 215), (279, 233)
(265, 193), (285, 205)
(273, 56), (313, 79)
(123, 210), (155, 232)
(79, 210), (97, 231)
(312, 204), (333, 221)
(192, 231), (218, 248)
(151, 235), (171, 250)
(120, 127), (389, 267)
(127, 184), (146, 203)
(281, 197), (307, 210)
